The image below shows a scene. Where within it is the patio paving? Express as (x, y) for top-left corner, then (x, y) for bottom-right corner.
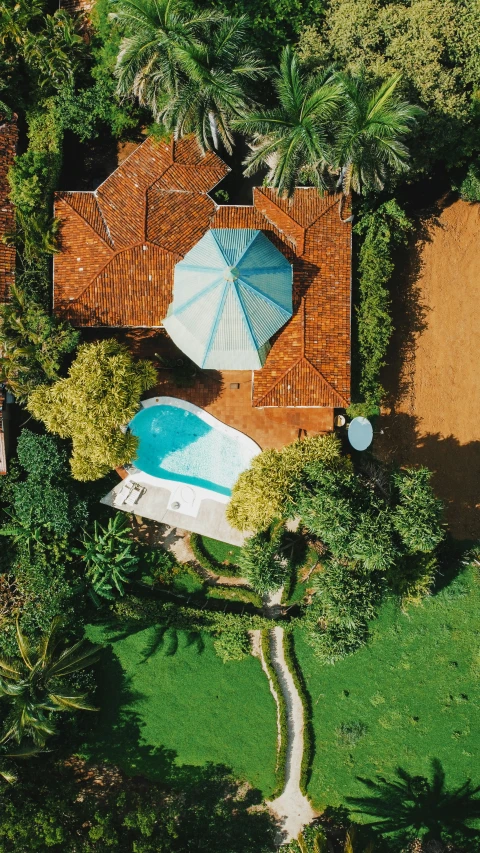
(84, 328), (334, 448)
(102, 471), (248, 546)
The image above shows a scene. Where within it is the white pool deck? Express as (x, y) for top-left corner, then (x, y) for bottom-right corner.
(102, 396), (259, 547)
(101, 469), (248, 546)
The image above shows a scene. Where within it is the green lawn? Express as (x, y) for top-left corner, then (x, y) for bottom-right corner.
(82, 622), (277, 796)
(294, 566), (480, 811)
(201, 536), (243, 570)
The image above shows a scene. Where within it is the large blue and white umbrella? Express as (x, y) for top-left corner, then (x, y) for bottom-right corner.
(163, 228), (293, 370)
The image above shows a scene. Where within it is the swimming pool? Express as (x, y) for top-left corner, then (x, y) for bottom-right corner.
(129, 397), (260, 496)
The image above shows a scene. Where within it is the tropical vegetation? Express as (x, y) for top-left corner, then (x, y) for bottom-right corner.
(27, 340), (157, 480)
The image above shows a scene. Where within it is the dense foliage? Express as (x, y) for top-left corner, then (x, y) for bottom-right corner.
(0, 759), (276, 852)
(349, 199), (413, 414)
(0, 431), (89, 653)
(238, 527), (289, 595)
(298, 0), (480, 175)
(227, 433), (341, 532)
(75, 514), (140, 602)
(28, 340), (157, 480)
(0, 284), (79, 402)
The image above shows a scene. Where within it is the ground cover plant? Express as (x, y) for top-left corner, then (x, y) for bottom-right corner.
(82, 622), (278, 796)
(292, 565), (480, 824)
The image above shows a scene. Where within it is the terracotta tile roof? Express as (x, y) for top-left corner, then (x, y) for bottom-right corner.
(0, 116), (18, 304)
(54, 136), (351, 408)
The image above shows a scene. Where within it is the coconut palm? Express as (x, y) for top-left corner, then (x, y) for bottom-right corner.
(112, 0), (213, 106)
(113, 0), (264, 151)
(334, 72), (423, 196)
(159, 15), (267, 152)
(0, 619), (100, 748)
(235, 46), (341, 198)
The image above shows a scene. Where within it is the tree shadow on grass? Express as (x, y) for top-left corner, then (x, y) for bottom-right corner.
(347, 759), (480, 850)
(79, 646), (278, 852)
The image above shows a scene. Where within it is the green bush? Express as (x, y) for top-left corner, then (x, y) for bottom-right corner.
(392, 467), (444, 554)
(459, 162), (480, 201)
(238, 528), (290, 596)
(303, 559), (383, 664)
(0, 284), (79, 403)
(352, 199), (413, 410)
(74, 513), (140, 602)
(213, 626), (251, 662)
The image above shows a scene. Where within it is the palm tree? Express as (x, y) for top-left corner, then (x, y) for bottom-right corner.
(0, 619), (100, 748)
(235, 46), (341, 198)
(159, 16), (267, 152)
(334, 72), (423, 196)
(74, 513), (139, 601)
(113, 0), (264, 151)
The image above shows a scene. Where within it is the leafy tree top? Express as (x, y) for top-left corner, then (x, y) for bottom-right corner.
(27, 339), (157, 481)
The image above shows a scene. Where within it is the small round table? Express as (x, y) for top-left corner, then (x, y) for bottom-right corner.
(347, 416), (373, 451)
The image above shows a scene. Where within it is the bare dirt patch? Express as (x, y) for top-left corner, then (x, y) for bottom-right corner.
(375, 198), (480, 540)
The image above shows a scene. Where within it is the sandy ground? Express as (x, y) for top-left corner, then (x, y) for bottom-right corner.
(375, 199), (480, 540)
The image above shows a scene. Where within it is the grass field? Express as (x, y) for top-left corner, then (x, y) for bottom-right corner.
(201, 536), (243, 569)
(294, 566), (480, 812)
(81, 622), (277, 796)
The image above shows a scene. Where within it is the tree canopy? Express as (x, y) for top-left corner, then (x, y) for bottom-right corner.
(27, 340), (157, 481)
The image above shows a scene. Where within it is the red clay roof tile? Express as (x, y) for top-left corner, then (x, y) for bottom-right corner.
(53, 135), (351, 408)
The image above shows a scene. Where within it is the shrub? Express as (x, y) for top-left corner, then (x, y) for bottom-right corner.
(392, 468), (444, 554)
(351, 200), (413, 410)
(227, 433), (342, 532)
(282, 632), (314, 794)
(27, 340), (157, 481)
(0, 284), (79, 403)
(213, 626), (251, 662)
(459, 162), (480, 202)
(303, 559), (382, 664)
(75, 514), (140, 601)
(238, 528), (289, 595)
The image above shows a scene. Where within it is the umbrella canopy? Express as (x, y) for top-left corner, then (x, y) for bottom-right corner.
(163, 229), (293, 370)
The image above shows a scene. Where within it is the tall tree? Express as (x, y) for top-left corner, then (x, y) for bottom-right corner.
(113, 0), (265, 151)
(236, 46), (341, 197)
(27, 339), (157, 481)
(334, 72), (423, 195)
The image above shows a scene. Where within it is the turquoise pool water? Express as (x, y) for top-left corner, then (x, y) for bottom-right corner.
(130, 404), (256, 496)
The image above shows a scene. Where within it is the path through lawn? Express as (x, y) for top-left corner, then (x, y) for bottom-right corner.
(294, 566), (480, 812)
(81, 623), (278, 796)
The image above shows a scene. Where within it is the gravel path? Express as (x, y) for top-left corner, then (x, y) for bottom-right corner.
(267, 626), (317, 843)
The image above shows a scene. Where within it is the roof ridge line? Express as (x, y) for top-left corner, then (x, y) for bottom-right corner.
(301, 355), (349, 406)
(95, 137), (172, 194)
(59, 193), (115, 251)
(254, 355), (304, 405)
(60, 241), (167, 309)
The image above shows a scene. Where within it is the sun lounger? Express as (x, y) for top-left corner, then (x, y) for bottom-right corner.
(123, 482), (146, 506)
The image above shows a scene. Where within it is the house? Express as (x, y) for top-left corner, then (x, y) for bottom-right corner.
(53, 135), (351, 446)
(0, 114), (18, 475)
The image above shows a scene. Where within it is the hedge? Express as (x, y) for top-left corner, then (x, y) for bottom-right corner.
(189, 532), (241, 578)
(261, 629), (288, 799)
(283, 632), (314, 796)
(349, 200), (413, 417)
